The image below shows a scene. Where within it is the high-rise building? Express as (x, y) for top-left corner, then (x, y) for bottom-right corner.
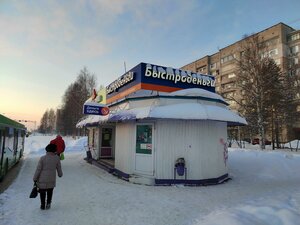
(181, 22), (300, 140)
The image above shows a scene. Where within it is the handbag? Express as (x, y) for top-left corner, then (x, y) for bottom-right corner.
(29, 182), (38, 198)
(60, 153), (65, 160)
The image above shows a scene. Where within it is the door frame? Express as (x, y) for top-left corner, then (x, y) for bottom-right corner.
(99, 125), (115, 159)
(134, 123), (155, 176)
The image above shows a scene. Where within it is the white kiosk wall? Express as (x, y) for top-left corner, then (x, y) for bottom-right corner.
(155, 120), (228, 180)
(114, 122), (135, 175)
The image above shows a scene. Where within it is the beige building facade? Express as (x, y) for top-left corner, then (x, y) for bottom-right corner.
(181, 23), (300, 140)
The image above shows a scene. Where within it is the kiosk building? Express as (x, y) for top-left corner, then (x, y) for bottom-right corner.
(77, 62), (246, 185)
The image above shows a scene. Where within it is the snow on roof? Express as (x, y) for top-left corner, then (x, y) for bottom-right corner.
(76, 103), (246, 127)
(123, 88), (226, 103)
(150, 103), (246, 124)
(76, 88), (246, 127)
(76, 114), (109, 127)
(165, 88), (224, 100)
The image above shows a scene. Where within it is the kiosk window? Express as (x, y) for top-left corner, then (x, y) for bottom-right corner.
(136, 125), (152, 154)
(102, 128), (112, 147)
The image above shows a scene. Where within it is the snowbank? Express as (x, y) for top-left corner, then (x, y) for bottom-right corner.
(1, 135), (300, 225)
(284, 140), (300, 150)
(197, 198), (300, 225)
(25, 135), (87, 155)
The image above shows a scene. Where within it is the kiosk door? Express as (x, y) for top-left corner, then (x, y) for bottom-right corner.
(135, 124), (154, 175)
(100, 128), (113, 157)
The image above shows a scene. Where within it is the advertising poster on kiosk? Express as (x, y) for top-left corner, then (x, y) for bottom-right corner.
(83, 88), (109, 116)
(136, 125), (152, 154)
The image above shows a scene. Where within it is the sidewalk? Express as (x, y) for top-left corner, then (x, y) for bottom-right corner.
(1, 136), (300, 225)
(1, 152), (200, 225)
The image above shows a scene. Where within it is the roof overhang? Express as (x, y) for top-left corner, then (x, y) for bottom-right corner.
(76, 103), (247, 128)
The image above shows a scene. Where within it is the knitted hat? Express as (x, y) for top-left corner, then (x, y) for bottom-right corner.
(45, 143), (57, 152)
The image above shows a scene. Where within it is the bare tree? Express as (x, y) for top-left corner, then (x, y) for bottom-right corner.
(47, 109), (56, 134)
(234, 35), (284, 149)
(57, 67), (97, 136)
(38, 110), (48, 133)
(38, 108), (56, 134)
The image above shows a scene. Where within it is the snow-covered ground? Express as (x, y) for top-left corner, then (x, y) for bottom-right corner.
(1, 135), (300, 225)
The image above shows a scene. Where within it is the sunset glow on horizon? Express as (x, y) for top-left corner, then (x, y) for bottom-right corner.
(1, 0), (299, 131)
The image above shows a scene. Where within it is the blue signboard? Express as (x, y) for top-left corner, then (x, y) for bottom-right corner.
(141, 63), (215, 91)
(106, 62), (216, 103)
(83, 104), (109, 116)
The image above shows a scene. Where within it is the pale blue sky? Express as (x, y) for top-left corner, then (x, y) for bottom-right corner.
(1, 0), (300, 129)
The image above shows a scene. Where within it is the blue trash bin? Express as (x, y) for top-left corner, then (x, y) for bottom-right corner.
(175, 158), (185, 176)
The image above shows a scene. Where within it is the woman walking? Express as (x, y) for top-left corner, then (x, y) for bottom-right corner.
(33, 143), (63, 210)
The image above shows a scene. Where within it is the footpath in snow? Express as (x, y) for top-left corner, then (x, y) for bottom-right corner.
(0, 135), (300, 225)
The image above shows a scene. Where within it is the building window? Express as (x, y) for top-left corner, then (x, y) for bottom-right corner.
(291, 45), (299, 54)
(211, 71), (218, 76)
(269, 49), (278, 57)
(228, 73), (236, 78)
(196, 66), (206, 73)
(222, 82), (235, 89)
(223, 91), (235, 98)
(210, 63), (217, 69)
(261, 48), (278, 58)
(265, 38), (278, 47)
(221, 54), (235, 64)
(293, 57), (299, 65)
(227, 100), (236, 106)
(289, 33), (300, 42)
(274, 59), (281, 65)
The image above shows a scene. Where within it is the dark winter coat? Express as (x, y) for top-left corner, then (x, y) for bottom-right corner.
(50, 135), (65, 154)
(33, 152), (63, 189)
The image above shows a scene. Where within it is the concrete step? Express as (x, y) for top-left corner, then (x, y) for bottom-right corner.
(129, 175), (155, 185)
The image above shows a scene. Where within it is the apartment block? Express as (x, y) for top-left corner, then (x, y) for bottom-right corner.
(181, 22), (300, 139)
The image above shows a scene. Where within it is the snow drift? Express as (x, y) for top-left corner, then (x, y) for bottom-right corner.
(0, 135), (300, 225)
